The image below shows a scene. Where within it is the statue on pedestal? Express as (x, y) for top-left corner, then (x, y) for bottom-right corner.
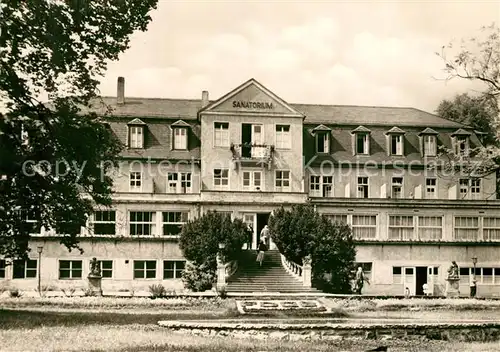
(89, 257), (102, 278)
(447, 261), (459, 280)
(445, 261), (460, 298)
(87, 257), (103, 296)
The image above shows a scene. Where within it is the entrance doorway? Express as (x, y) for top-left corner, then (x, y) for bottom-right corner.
(415, 266), (428, 296)
(256, 213), (272, 248)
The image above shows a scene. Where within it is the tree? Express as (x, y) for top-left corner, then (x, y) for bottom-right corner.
(437, 24), (500, 198)
(0, 0), (158, 259)
(268, 205), (356, 294)
(436, 93), (498, 146)
(179, 212), (249, 291)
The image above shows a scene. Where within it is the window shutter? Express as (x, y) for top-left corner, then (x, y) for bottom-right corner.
(351, 134), (355, 156)
(126, 125), (130, 148)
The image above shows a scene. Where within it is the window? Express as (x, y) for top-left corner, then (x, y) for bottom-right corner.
(352, 215), (377, 239)
(425, 178), (437, 199)
(276, 125), (291, 149)
(471, 179), (481, 199)
(167, 172), (192, 193)
(356, 134), (369, 155)
(484, 217), (500, 241)
(275, 170), (290, 192)
(59, 260), (82, 279)
(129, 126), (144, 148)
(390, 135), (403, 155)
(418, 216), (442, 240)
(316, 133), (330, 154)
(454, 216), (479, 241)
(99, 260), (113, 278)
(460, 267), (470, 284)
(455, 136), (469, 156)
(243, 171), (262, 191)
(13, 259), (37, 279)
(357, 177), (369, 198)
(213, 169), (229, 190)
(309, 175), (333, 197)
(389, 215), (414, 240)
(391, 177), (403, 199)
(483, 268), (493, 284)
(129, 172), (142, 192)
(459, 179), (481, 199)
(92, 211), (116, 235)
(129, 211), (155, 236)
(460, 267), (500, 284)
(214, 122), (229, 147)
(162, 211), (188, 236)
(173, 127), (188, 150)
(423, 135), (437, 156)
(0, 260), (5, 279)
(392, 267), (402, 284)
(133, 260), (156, 279)
(163, 260), (185, 279)
(326, 214), (348, 224)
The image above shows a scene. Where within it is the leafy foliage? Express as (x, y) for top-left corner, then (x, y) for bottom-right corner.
(268, 205), (356, 293)
(179, 211), (249, 291)
(181, 261), (216, 292)
(148, 284), (166, 299)
(0, 0), (158, 258)
(437, 24), (500, 198)
(436, 93), (498, 146)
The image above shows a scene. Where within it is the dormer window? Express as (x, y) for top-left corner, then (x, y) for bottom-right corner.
(316, 133), (330, 153)
(423, 135), (437, 156)
(130, 126), (144, 148)
(386, 127), (405, 156)
(351, 126), (371, 155)
(312, 124), (331, 154)
(173, 128), (187, 150)
(452, 129), (471, 157)
(127, 118), (146, 149)
(456, 136), (469, 156)
(390, 135), (403, 155)
(172, 120), (190, 150)
(419, 128), (439, 157)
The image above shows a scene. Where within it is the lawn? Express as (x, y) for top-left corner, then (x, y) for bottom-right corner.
(2, 297), (500, 351)
(1, 325), (500, 352)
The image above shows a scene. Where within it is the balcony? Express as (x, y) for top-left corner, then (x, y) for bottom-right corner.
(230, 143), (274, 169)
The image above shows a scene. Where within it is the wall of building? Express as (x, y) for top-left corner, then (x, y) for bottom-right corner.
(356, 243), (500, 297)
(199, 113), (304, 192)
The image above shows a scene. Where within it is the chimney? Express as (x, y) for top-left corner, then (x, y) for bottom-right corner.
(117, 77), (125, 105)
(202, 90), (209, 108)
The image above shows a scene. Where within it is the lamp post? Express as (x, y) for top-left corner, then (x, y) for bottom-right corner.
(471, 256), (478, 298)
(37, 246), (43, 296)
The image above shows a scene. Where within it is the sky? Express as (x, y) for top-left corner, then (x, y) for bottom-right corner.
(98, 1), (500, 114)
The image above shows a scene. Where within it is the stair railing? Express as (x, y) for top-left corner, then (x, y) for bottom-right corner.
(280, 253), (312, 288)
(216, 253), (238, 291)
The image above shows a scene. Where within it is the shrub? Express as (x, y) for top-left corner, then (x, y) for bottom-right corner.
(179, 211), (248, 291)
(9, 288), (22, 298)
(181, 261), (215, 292)
(269, 204), (356, 294)
(61, 287), (77, 297)
(149, 284), (166, 299)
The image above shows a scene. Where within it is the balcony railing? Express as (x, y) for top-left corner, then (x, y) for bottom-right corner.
(230, 143), (274, 169)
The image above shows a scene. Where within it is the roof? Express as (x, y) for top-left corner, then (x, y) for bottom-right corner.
(90, 98), (466, 128)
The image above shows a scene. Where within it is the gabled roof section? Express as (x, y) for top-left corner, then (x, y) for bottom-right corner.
(312, 124), (332, 133)
(200, 78), (305, 118)
(171, 119), (190, 127)
(386, 126), (406, 134)
(451, 128), (472, 136)
(419, 127), (439, 135)
(127, 118), (146, 125)
(351, 125), (371, 134)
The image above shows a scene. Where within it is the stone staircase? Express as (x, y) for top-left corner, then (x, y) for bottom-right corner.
(226, 250), (319, 293)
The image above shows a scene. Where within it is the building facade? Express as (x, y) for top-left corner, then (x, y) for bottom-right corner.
(2, 78), (500, 297)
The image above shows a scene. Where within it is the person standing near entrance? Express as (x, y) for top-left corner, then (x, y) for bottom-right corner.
(260, 225), (270, 247)
(256, 239), (267, 266)
(354, 266), (368, 294)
